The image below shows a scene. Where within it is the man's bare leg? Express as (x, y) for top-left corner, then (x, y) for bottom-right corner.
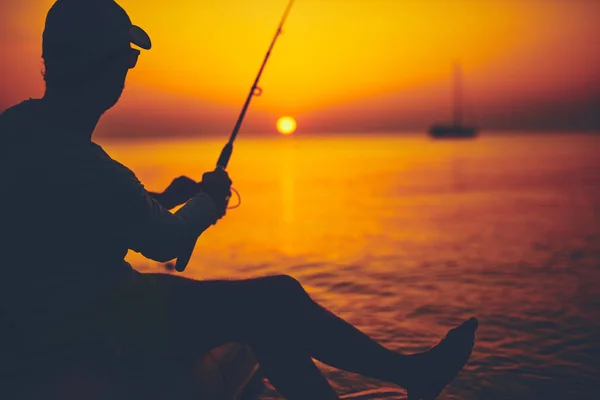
(151, 273), (477, 399)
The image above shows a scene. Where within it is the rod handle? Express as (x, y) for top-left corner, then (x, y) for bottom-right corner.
(175, 238), (197, 272)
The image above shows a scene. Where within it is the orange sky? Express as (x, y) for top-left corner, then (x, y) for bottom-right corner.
(1, 0), (599, 136)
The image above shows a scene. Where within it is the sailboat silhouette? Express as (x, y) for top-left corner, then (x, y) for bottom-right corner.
(429, 63), (478, 139)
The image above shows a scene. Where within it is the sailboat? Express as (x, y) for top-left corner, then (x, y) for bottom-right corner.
(429, 64), (478, 139)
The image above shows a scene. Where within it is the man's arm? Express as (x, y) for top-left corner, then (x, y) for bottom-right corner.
(148, 191), (164, 205)
(147, 191), (170, 209)
(127, 189), (219, 262)
(147, 176), (200, 210)
(97, 154), (222, 263)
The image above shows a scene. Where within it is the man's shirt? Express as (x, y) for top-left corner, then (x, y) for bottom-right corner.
(0, 99), (216, 337)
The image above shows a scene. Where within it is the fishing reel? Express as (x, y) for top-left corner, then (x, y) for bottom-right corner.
(197, 177), (241, 210)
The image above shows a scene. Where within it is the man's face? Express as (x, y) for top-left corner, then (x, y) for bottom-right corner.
(89, 48), (140, 112)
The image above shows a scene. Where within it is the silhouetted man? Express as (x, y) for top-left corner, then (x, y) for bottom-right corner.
(0, 1), (477, 399)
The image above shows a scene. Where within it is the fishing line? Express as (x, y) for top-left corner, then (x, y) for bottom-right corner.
(227, 187), (241, 210)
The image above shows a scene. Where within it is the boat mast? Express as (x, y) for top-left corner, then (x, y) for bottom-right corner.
(453, 63), (462, 126)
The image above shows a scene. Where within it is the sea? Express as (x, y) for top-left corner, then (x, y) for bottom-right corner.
(101, 132), (600, 400)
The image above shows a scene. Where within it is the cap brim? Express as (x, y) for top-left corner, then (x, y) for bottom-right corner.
(130, 25), (151, 50)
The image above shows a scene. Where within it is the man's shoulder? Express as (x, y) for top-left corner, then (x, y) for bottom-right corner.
(0, 99), (39, 120)
(0, 100), (42, 161)
(89, 142), (146, 191)
(90, 142), (133, 173)
(0, 100), (37, 133)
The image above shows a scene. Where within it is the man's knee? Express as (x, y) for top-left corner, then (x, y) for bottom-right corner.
(260, 274), (308, 304)
(271, 274), (306, 292)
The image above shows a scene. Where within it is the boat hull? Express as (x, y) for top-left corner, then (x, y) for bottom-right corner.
(428, 125), (478, 139)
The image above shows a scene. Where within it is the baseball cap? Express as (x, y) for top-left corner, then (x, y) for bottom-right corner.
(42, 0), (151, 72)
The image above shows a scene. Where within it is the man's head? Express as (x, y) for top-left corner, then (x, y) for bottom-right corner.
(42, 0), (151, 111)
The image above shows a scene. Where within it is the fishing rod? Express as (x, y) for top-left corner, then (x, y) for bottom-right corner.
(175, 0), (295, 272)
(217, 0), (295, 169)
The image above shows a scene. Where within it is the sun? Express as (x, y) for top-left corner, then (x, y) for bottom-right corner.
(276, 116), (297, 135)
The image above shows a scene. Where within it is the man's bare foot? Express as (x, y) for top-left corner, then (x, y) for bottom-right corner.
(405, 317), (478, 400)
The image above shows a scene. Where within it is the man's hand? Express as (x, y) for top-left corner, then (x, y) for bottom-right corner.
(200, 169), (232, 219)
(154, 176), (200, 210)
